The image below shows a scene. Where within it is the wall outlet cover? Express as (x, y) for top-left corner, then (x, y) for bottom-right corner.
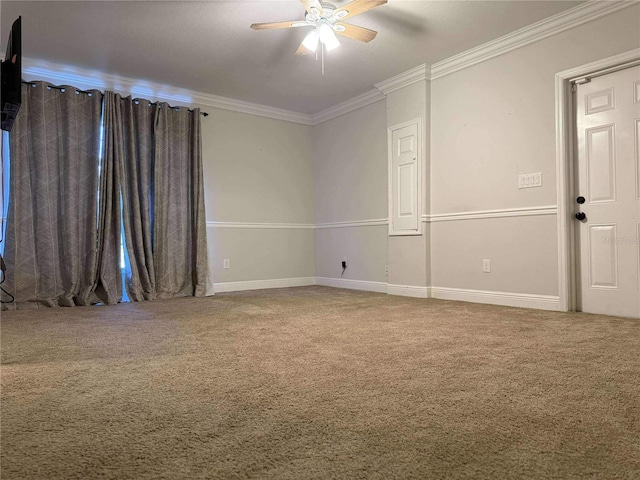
(482, 259), (491, 273)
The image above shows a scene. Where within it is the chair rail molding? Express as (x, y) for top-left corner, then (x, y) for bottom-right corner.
(315, 218), (389, 229)
(207, 219), (389, 229)
(206, 221), (315, 230)
(207, 206), (558, 230)
(424, 205), (558, 223)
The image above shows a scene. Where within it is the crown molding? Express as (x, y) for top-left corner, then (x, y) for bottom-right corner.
(309, 0), (632, 118)
(191, 91), (313, 125)
(18, 1), (632, 126)
(430, 0), (636, 80)
(374, 64), (428, 95)
(555, 47), (640, 82)
(311, 88), (385, 125)
(21, 57), (314, 125)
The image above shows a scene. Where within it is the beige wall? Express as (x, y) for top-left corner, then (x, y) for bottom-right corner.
(202, 109), (314, 224)
(312, 5), (639, 299)
(431, 216), (558, 295)
(431, 6), (640, 214)
(21, 5), (638, 302)
(311, 79), (433, 289)
(386, 80), (430, 289)
(430, 5), (640, 296)
(314, 225), (387, 282)
(207, 228), (315, 284)
(198, 107), (316, 284)
(204, 5), (640, 298)
(312, 100), (388, 282)
(312, 101), (387, 223)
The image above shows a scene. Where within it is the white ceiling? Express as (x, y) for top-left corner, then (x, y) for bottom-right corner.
(1, 0), (585, 114)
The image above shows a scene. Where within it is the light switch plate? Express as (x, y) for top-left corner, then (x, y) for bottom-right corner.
(519, 172), (542, 189)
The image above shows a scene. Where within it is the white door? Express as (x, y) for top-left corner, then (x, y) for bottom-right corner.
(575, 65), (640, 318)
(389, 121), (420, 235)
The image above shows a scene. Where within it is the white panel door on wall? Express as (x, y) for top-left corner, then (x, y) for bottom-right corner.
(389, 120), (420, 235)
(575, 65), (640, 319)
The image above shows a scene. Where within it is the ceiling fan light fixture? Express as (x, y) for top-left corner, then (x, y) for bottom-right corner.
(318, 23), (340, 51)
(251, 0), (388, 57)
(302, 28), (320, 52)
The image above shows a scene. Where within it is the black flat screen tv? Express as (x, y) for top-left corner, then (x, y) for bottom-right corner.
(1, 16), (22, 132)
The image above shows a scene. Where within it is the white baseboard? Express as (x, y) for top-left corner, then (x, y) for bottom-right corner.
(205, 274), (216, 297)
(212, 276), (561, 312)
(315, 277), (388, 293)
(387, 284), (429, 298)
(213, 277), (315, 293)
(430, 286), (561, 311)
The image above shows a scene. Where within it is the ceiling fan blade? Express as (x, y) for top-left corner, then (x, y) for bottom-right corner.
(335, 23), (377, 43)
(250, 21), (304, 30)
(295, 40), (314, 56)
(334, 0), (387, 21)
(300, 0), (323, 15)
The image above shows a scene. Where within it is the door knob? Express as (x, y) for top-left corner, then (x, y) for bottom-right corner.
(576, 196), (585, 204)
(575, 212), (586, 221)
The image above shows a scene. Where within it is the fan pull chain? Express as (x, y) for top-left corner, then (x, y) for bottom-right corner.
(321, 43), (325, 76)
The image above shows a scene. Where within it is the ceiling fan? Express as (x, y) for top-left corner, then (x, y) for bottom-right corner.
(250, 0), (387, 56)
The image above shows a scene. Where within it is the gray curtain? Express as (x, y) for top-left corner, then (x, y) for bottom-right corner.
(104, 92), (155, 301)
(2, 82), (121, 309)
(153, 101), (208, 298)
(104, 92), (207, 301)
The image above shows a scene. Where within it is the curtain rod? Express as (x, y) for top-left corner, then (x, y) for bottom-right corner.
(21, 80), (209, 116)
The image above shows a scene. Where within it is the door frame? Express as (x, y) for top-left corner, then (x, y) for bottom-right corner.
(387, 117), (423, 236)
(555, 48), (640, 311)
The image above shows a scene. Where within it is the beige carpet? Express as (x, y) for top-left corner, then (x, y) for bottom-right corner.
(1, 286), (639, 479)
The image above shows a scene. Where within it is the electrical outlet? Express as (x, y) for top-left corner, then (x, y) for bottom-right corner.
(223, 259), (230, 269)
(482, 259), (491, 273)
(384, 265), (388, 276)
